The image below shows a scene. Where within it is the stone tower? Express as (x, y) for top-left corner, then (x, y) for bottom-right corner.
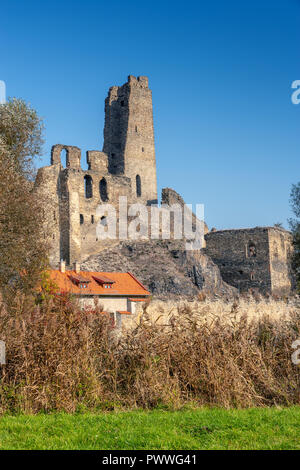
(103, 75), (158, 205)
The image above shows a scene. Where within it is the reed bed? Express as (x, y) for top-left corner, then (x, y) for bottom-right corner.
(0, 293), (299, 413)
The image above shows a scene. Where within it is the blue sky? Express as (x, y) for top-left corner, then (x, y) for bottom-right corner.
(1, 0), (299, 229)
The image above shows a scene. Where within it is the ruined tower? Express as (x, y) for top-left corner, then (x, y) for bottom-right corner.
(103, 75), (158, 205)
(35, 75), (158, 267)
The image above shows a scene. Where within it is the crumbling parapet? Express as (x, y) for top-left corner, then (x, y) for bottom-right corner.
(51, 144), (81, 169)
(86, 150), (108, 173)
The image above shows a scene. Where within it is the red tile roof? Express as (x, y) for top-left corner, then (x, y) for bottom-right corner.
(49, 270), (150, 297)
(92, 274), (115, 285)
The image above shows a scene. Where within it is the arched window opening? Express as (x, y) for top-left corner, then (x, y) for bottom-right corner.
(84, 175), (93, 199)
(60, 148), (68, 168)
(100, 178), (108, 202)
(136, 174), (142, 197)
(91, 215), (94, 224)
(248, 242), (256, 258)
(80, 214), (84, 225)
(100, 216), (107, 227)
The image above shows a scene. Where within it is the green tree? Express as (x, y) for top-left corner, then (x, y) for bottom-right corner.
(289, 182), (300, 289)
(0, 99), (48, 296)
(0, 98), (44, 178)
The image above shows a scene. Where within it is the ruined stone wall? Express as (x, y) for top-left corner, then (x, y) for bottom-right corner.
(205, 227), (293, 295)
(34, 163), (61, 266)
(103, 75), (157, 205)
(37, 145), (135, 265)
(205, 228), (272, 293)
(268, 228), (293, 295)
(161, 187), (209, 246)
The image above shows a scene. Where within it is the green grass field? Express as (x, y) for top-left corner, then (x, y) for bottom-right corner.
(0, 407), (299, 450)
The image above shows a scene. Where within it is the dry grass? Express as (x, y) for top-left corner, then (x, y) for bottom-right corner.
(131, 296), (298, 327)
(0, 293), (299, 413)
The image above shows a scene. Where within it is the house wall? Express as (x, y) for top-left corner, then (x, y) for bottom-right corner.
(78, 296), (128, 312)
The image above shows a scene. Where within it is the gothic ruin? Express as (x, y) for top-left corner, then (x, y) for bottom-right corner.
(35, 75), (294, 296)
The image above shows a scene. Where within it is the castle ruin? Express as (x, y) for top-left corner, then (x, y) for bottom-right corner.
(35, 75), (294, 296)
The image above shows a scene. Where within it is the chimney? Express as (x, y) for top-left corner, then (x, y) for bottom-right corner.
(59, 260), (66, 273)
(74, 262), (80, 273)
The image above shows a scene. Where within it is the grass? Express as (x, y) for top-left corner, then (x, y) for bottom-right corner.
(0, 407), (299, 450)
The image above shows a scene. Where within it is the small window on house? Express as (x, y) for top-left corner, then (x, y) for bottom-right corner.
(91, 215), (94, 224)
(100, 178), (109, 202)
(80, 214), (84, 225)
(136, 174), (141, 197)
(84, 175), (93, 199)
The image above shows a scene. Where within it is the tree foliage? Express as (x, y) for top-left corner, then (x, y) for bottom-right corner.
(0, 99), (48, 297)
(289, 182), (300, 289)
(0, 98), (44, 178)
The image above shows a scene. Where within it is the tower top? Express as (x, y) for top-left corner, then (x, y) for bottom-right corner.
(103, 74), (157, 204)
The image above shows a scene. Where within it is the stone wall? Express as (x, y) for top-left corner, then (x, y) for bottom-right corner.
(205, 227), (293, 295)
(268, 228), (293, 295)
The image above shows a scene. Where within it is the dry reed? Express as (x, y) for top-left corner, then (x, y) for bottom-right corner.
(0, 293), (299, 413)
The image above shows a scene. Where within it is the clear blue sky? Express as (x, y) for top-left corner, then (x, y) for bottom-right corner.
(1, 0), (299, 229)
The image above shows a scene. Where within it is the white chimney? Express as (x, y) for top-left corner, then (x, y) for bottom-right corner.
(74, 262), (80, 273)
(59, 260), (66, 273)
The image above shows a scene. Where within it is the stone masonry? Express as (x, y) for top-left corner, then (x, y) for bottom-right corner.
(205, 227), (293, 295)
